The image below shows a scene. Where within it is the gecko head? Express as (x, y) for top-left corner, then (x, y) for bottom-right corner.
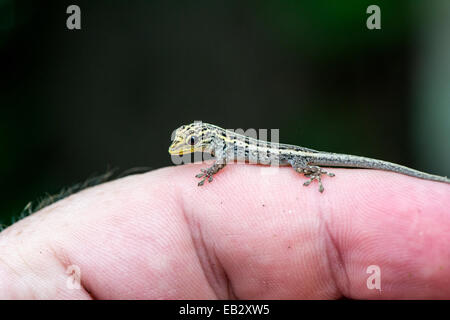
(169, 122), (214, 155)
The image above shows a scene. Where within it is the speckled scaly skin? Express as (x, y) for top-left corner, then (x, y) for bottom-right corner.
(169, 122), (450, 192)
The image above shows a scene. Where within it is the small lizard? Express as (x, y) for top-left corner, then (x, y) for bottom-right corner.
(168, 122), (450, 192)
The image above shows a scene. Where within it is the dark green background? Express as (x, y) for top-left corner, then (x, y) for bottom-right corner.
(1, 0), (449, 225)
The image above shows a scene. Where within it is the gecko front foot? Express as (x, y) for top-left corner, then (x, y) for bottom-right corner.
(195, 162), (226, 186)
(195, 169), (215, 186)
(297, 166), (335, 193)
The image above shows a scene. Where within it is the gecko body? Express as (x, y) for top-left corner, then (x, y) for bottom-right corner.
(169, 122), (450, 192)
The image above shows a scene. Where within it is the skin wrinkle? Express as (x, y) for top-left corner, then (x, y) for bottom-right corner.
(178, 178), (230, 299)
(47, 214), (96, 299)
(292, 205), (331, 298)
(177, 165), (238, 299)
(0, 252), (21, 278)
(212, 245), (237, 300)
(14, 241), (39, 279)
(313, 188), (351, 298)
(10, 217), (93, 299)
(196, 222), (227, 299)
(321, 211), (350, 298)
(185, 217), (218, 299)
(173, 178), (218, 299)
(197, 165), (322, 299)
(47, 243), (95, 300)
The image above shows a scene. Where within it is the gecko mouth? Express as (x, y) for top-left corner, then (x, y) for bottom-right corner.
(169, 140), (205, 155)
(168, 140), (194, 155)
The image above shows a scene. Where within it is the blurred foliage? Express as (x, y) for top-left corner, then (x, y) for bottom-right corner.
(0, 0), (14, 29)
(0, 0), (13, 45)
(257, 0), (409, 55)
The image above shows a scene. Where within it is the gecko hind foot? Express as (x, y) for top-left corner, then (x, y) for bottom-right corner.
(303, 174), (325, 193)
(297, 166), (335, 193)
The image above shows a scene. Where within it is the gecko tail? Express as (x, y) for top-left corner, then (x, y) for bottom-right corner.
(311, 153), (450, 184)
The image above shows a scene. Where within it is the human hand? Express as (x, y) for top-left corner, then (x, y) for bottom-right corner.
(0, 164), (449, 299)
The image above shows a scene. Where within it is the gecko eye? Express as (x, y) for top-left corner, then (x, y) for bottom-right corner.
(187, 135), (198, 145)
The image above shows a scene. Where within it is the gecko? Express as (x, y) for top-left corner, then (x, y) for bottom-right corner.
(168, 122), (450, 192)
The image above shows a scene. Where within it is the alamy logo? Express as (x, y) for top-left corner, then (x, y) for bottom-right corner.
(66, 5), (81, 30)
(366, 5), (381, 30)
(66, 264), (82, 290)
(366, 265), (381, 291)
